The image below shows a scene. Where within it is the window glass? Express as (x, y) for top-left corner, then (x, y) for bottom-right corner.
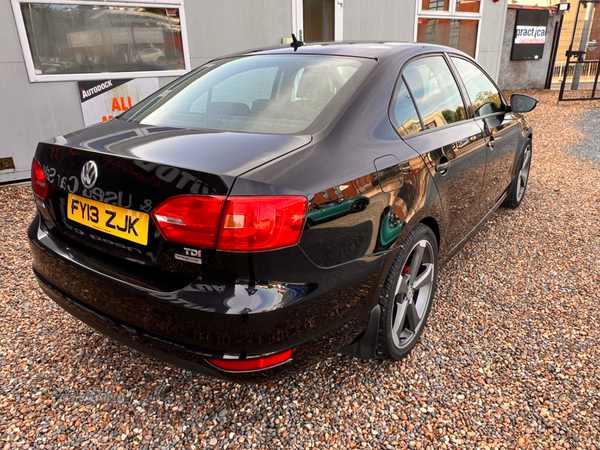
(337, 66), (358, 82)
(416, 19), (478, 57)
(456, 0), (481, 13)
(421, 0), (450, 12)
(451, 57), (503, 116)
(212, 67), (278, 107)
(121, 55), (374, 135)
(190, 91), (208, 113)
(402, 57), (466, 130)
(20, 4), (185, 75)
(390, 81), (422, 136)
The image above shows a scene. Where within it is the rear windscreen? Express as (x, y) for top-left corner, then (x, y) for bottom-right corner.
(120, 54), (374, 134)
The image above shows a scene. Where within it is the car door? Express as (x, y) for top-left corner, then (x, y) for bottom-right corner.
(390, 55), (488, 251)
(449, 56), (522, 213)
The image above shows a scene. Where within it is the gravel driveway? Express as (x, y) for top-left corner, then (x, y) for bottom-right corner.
(1, 90), (599, 449)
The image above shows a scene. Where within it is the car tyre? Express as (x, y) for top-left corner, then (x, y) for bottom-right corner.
(376, 223), (438, 361)
(504, 139), (532, 209)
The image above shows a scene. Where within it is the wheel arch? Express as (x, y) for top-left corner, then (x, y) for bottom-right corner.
(419, 216), (440, 249)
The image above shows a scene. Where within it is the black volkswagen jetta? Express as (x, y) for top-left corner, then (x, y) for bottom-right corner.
(28, 42), (537, 382)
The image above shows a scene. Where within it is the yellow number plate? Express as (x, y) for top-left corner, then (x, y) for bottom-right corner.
(67, 193), (149, 246)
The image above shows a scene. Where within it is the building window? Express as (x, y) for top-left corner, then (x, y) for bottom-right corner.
(422, 0), (450, 12)
(416, 0), (481, 57)
(12, 1), (189, 82)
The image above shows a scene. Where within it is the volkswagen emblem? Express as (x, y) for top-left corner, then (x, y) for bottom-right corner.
(81, 161), (98, 189)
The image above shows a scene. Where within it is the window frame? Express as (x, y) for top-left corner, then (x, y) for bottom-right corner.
(417, 0), (483, 17)
(415, 0), (483, 60)
(10, 0), (191, 83)
(388, 52), (472, 139)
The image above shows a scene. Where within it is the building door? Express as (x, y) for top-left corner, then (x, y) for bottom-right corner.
(292, 0), (343, 42)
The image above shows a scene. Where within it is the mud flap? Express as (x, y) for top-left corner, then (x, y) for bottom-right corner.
(339, 304), (380, 359)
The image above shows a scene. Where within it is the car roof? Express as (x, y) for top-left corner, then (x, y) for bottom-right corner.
(226, 41), (465, 60)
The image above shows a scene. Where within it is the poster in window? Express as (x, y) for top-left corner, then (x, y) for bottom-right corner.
(511, 10), (549, 60)
(78, 78), (159, 126)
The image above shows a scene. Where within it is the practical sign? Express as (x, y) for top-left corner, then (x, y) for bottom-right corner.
(511, 9), (549, 61)
(78, 78), (159, 126)
(514, 26), (547, 45)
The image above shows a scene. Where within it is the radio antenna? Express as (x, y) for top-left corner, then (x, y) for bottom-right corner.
(291, 33), (304, 52)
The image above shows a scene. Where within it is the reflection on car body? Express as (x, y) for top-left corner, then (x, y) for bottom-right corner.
(306, 195), (370, 226)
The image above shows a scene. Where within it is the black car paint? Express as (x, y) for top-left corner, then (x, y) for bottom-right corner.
(28, 43), (532, 382)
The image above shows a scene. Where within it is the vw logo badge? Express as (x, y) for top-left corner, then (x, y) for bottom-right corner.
(81, 161), (98, 190)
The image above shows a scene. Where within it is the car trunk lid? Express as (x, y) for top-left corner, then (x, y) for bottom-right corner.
(35, 119), (311, 271)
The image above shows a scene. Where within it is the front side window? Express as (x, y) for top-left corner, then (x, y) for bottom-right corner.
(121, 55), (374, 135)
(18, 3), (187, 80)
(451, 57), (503, 116)
(402, 56), (466, 130)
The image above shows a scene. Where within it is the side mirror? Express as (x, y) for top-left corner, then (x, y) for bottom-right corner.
(510, 93), (539, 113)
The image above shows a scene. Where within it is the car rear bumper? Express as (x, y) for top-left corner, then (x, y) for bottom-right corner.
(28, 215), (387, 382)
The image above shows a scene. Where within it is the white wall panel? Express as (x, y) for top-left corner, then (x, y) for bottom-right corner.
(0, 63), (85, 182)
(344, 0), (416, 42)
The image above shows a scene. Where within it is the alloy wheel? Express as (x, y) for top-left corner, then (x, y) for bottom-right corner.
(516, 144), (531, 202)
(391, 239), (436, 350)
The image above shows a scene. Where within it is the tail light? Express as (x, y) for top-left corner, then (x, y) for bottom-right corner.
(218, 196), (307, 251)
(207, 349), (294, 372)
(152, 195), (226, 248)
(31, 158), (53, 200)
(152, 195), (307, 251)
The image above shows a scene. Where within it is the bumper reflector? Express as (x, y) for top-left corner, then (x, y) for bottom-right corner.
(207, 349), (294, 372)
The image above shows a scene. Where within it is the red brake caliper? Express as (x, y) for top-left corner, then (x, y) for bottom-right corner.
(402, 265), (410, 275)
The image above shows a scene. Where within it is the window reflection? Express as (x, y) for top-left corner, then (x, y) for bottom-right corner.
(402, 57), (467, 130)
(417, 18), (478, 57)
(390, 82), (422, 136)
(421, 0), (450, 11)
(456, 0), (481, 13)
(20, 4), (185, 75)
(451, 57), (503, 116)
(123, 56), (371, 135)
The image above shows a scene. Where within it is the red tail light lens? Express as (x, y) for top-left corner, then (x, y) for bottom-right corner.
(152, 195), (226, 248)
(31, 158), (52, 200)
(207, 349), (294, 372)
(152, 195), (307, 251)
(217, 196), (307, 251)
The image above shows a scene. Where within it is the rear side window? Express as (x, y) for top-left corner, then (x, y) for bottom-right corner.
(120, 55), (374, 135)
(451, 57), (503, 117)
(390, 82), (422, 136)
(402, 56), (467, 129)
